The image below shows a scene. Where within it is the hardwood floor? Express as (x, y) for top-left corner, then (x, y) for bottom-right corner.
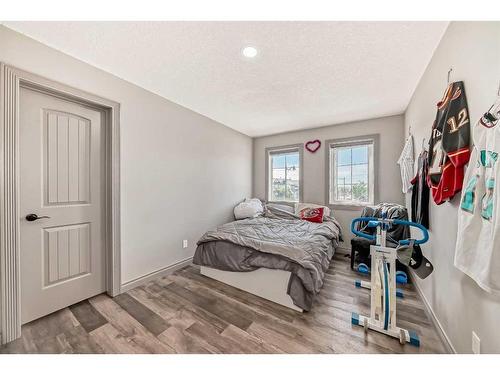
(0, 253), (447, 354)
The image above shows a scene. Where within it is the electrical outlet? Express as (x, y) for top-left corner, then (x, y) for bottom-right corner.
(472, 331), (480, 354)
(182, 239), (188, 249)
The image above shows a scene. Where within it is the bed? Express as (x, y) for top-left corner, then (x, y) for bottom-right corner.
(193, 204), (342, 312)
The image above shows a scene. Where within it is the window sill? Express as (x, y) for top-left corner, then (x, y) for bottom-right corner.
(328, 202), (373, 211)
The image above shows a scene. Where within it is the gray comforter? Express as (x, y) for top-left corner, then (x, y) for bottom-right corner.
(193, 206), (342, 310)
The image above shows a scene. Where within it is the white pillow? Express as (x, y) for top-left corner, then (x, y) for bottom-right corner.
(244, 198), (263, 207)
(295, 202), (331, 217)
(234, 198), (264, 220)
(267, 203), (295, 214)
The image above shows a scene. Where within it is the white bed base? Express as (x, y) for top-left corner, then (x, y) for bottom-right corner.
(200, 266), (303, 312)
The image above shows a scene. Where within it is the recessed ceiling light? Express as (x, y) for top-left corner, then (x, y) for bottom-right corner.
(242, 46), (258, 58)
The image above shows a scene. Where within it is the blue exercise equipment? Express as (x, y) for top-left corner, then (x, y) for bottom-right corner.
(357, 263), (370, 274)
(395, 271), (408, 285)
(350, 215), (429, 346)
(357, 262), (408, 285)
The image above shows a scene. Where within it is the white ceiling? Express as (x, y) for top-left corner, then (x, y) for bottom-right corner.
(4, 22), (448, 137)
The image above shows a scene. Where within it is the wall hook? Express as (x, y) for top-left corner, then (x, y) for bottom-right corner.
(447, 68), (453, 85)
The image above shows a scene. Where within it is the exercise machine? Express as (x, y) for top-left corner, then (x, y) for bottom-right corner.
(350, 216), (429, 346)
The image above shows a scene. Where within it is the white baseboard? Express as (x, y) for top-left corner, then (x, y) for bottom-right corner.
(120, 256), (193, 293)
(408, 269), (456, 354)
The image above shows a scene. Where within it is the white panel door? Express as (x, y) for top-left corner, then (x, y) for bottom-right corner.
(19, 86), (106, 324)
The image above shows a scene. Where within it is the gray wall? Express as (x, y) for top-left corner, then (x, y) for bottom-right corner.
(405, 21), (500, 353)
(253, 115), (405, 246)
(0, 26), (252, 285)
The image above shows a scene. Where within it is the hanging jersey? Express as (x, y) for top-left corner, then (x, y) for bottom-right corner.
(427, 81), (471, 205)
(398, 135), (414, 193)
(411, 150), (430, 229)
(455, 103), (500, 294)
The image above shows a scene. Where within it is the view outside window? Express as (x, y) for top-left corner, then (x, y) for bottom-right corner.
(270, 151), (300, 202)
(330, 142), (373, 204)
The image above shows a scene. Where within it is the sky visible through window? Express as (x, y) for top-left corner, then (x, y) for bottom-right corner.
(272, 153), (299, 169)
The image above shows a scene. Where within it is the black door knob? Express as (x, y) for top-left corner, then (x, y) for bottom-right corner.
(25, 214), (50, 222)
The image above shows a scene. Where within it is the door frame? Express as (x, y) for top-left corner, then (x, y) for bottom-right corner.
(0, 63), (121, 344)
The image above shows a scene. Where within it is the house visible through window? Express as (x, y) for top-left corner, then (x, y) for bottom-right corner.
(329, 138), (375, 206)
(268, 148), (301, 202)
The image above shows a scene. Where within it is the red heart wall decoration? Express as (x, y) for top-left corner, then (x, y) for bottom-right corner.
(305, 139), (321, 153)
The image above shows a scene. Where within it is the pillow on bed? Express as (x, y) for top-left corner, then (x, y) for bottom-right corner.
(234, 198), (264, 220)
(295, 202), (331, 218)
(266, 203), (294, 214)
(299, 207), (324, 223)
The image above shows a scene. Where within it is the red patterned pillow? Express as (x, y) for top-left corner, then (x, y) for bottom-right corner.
(299, 207), (324, 223)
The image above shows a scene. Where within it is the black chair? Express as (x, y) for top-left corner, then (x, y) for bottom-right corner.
(350, 203), (410, 271)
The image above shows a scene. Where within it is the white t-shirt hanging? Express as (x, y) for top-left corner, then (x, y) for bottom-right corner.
(455, 102), (500, 294)
(398, 135), (414, 193)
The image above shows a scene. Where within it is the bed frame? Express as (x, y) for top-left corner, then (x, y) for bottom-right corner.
(200, 266), (303, 312)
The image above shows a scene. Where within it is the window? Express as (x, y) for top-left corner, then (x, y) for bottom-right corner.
(266, 145), (302, 202)
(328, 136), (377, 207)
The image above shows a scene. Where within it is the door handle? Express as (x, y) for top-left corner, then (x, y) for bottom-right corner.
(25, 214), (50, 222)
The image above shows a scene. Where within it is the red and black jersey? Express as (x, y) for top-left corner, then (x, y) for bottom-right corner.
(427, 81), (471, 205)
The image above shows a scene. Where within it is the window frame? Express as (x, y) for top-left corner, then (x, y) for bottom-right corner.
(325, 134), (379, 210)
(265, 144), (304, 203)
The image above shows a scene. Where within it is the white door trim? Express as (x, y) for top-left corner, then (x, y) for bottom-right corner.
(0, 63), (121, 344)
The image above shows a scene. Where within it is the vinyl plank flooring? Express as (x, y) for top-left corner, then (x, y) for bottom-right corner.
(89, 294), (175, 354)
(166, 272), (299, 333)
(147, 284), (230, 333)
(164, 283), (253, 331)
(220, 324), (282, 354)
(90, 323), (149, 354)
(127, 286), (179, 320)
(113, 293), (169, 336)
(158, 326), (213, 354)
(59, 325), (105, 354)
(0, 253), (448, 354)
(0, 337), (27, 354)
(33, 335), (68, 354)
(178, 267), (299, 323)
(246, 322), (318, 354)
(69, 300), (108, 333)
(55, 333), (75, 354)
(22, 307), (79, 342)
(185, 321), (252, 354)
